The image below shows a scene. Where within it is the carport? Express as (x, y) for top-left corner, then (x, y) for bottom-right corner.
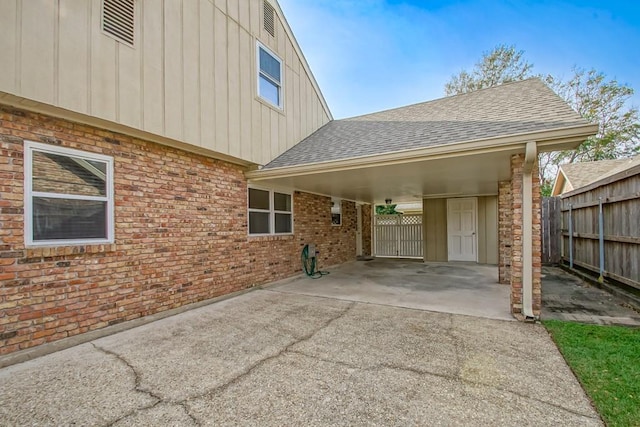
(273, 259), (512, 320)
(247, 79), (598, 319)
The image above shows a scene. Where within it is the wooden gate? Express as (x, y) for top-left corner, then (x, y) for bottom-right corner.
(374, 214), (423, 258)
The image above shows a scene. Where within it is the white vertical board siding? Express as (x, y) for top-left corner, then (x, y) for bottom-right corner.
(163, 0), (183, 141)
(58, 0), (89, 113)
(0, 0), (18, 93)
(270, 109), (279, 162)
(142, 0), (164, 135)
(21, 0), (55, 104)
(251, 99), (263, 164)
(213, 7), (228, 155)
(227, 18), (241, 158)
(239, 29), (253, 160)
(199, 0), (215, 148)
(90, 0), (117, 121)
(182, 0), (201, 145)
(1, 0), (331, 165)
(117, 4), (142, 130)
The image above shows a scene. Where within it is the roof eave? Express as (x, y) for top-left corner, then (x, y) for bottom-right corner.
(247, 123), (598, 180)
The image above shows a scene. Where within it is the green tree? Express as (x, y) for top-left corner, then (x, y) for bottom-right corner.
(375, 204), (399, 215)
(542, 68), (639, 161)
(444, 44), (534, 96)
(444, 46), (640, 195)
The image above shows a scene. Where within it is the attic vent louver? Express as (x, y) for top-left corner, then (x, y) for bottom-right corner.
(102, 0), (135, 46)
(263, 1), (275, 37)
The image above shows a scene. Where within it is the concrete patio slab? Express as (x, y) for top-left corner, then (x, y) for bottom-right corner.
(274, 259), (513, 321)
(542, 266), (640, 326)
(0, 290), (601, 426)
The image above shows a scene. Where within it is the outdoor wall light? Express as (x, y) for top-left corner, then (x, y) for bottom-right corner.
(385, 198), (392, 205)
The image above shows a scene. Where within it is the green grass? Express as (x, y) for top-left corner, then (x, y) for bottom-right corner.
(543, 320), (640, 427)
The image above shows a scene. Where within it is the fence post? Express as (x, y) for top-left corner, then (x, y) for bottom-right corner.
(568, 204), (573, 269)
(598, 197), (605, 283)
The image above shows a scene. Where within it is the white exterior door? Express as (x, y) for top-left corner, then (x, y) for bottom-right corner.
(447, 198), (477, 262)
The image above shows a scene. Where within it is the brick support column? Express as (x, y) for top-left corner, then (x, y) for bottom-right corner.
(509, 153), (542, 317)
(498, 181), (512, 284)
(361, 204), (372, 256)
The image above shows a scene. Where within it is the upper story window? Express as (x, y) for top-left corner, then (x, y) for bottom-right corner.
(248, 187), (292, 235)
(257, 42), (283, 109)
(24, 141), (114, 246)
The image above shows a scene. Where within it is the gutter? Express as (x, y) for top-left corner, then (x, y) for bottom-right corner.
(522, 141), (537, 319)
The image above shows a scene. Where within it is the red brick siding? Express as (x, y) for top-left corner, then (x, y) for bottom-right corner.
(498, 180), (512, 285)
(0, 106), (358, 355)
(361, 204), (372, 256)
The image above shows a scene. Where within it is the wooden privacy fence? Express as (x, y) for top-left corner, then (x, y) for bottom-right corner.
(542, 164), (640, 290)
(541, 197), (561, 264)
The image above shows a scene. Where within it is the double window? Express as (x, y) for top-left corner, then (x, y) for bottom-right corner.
(248, 188), (292, 235)
(257, 42), (283, 108)
(24, 141), (114, 246)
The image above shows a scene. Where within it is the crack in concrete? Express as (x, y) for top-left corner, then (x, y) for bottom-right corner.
(90, 301), (596, 424)
(380, 363), (599, 420)
(93, 343), (203, 426)
(91, 343), (163, 426)
(177, 401), (201, 426)
(283, 344), (599, 421)
(189, 301), (356, 401)
(90, 303), (354, 425)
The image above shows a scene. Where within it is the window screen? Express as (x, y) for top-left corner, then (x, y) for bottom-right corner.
(257, 43), (282, 108)
(25, 141), (113, 246)
(248, 188), (292, 235)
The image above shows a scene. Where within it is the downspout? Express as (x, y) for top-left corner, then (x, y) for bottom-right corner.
(522, 141), (537, 319)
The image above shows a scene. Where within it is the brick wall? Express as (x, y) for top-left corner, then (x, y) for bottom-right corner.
(361, 204), (372, 256)
(509, 154), (542, 317)
(498, 180), (512, 284)
(0, 106), (358, 355)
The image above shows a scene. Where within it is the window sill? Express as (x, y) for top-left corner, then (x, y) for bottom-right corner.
(255, 96), (285, 115)
(248, 234), (294, 242)
(24, 243), (117, 259)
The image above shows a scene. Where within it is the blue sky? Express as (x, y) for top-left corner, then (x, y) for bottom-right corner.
(278, 0), (640, 119)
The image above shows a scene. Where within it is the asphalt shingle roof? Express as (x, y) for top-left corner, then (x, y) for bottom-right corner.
(265, 78), (591, 169)
(561, 155), (640, 189)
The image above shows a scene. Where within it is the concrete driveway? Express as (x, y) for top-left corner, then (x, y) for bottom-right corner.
(0, 284), (601, 425)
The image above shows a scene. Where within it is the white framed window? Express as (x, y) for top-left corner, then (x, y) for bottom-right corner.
(248, 187), (292, 235)
(331, 198), (342, 226)
(257, 42), (283, 109)
(24, 141), (114, 246)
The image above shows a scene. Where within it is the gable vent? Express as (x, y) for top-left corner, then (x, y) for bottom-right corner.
(263, 1), (275, 37)
(102, 0), (135, 46)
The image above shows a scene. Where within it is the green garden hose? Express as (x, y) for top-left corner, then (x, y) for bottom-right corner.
(301, 244), (329, 279)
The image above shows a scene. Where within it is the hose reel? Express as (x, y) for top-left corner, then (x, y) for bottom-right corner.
(301, 244), (329, 279)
